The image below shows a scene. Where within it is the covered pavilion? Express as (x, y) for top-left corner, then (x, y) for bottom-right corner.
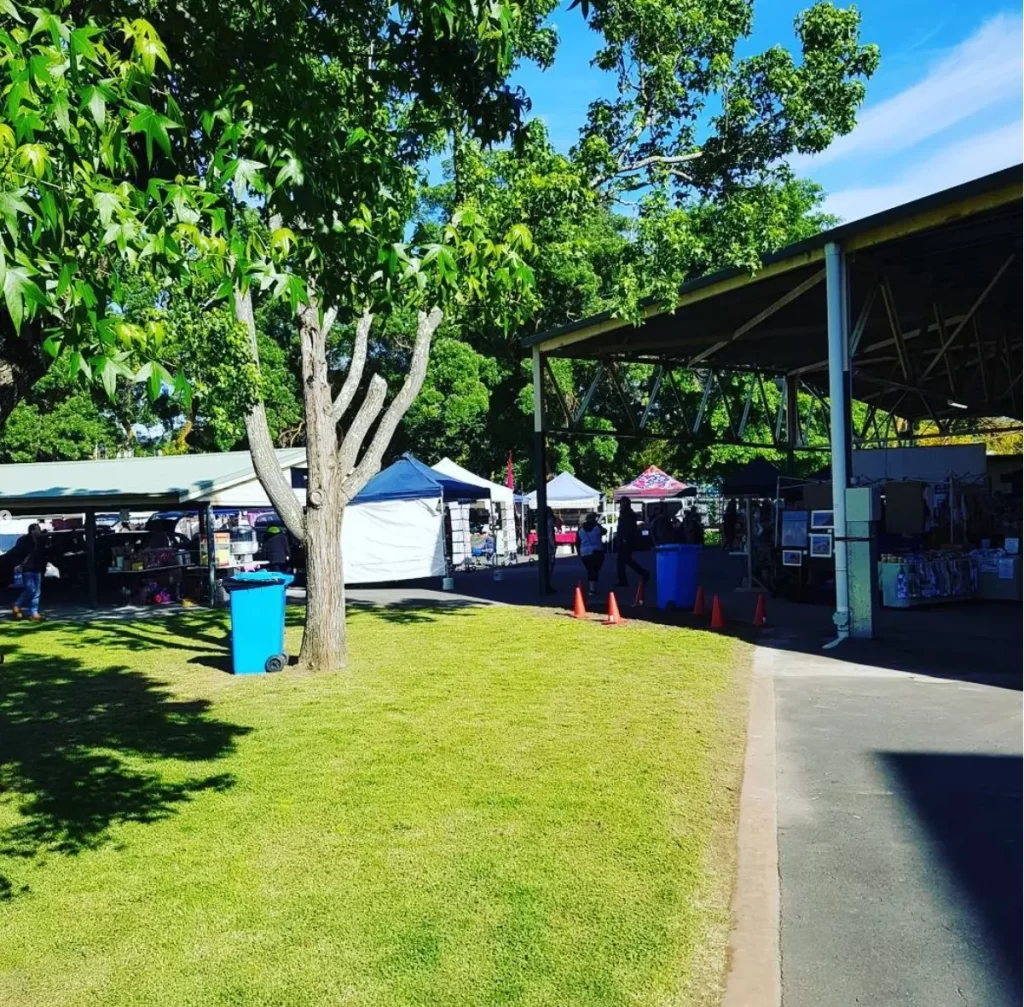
(524, 165), (1023, 637)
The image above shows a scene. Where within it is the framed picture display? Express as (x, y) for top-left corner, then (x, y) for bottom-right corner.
(781, 510), (809, 548)
(810, 509), (834, 530)
(782, 549), (803, 567)
(809, 533), (833, 559)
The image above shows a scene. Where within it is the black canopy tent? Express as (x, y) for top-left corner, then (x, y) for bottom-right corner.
(720, 458), (785, 499)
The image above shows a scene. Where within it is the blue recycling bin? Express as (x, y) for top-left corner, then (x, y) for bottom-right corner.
(223, 570), (295, 674)
(655, 544), (701, 610)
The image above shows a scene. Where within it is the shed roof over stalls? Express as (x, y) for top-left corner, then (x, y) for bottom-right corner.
(525, 166), (1023, 423)
(0, 449), (306, 515)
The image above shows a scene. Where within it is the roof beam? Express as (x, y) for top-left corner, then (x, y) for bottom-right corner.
(606, 362), (639, 432)
(932, 302), (957, 393)
(918, 253), (1016, 383)
(790, 314), (968, 376)
(573, 367), (603, 429)
(639, 366), (664, 430)
(687, 267), (825, 366)
(544, 357), (573, 428)
(849, 283), (878, 358)
(881, 280), (913, 381)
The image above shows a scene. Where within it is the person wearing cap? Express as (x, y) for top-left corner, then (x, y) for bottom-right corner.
(261, 525), (290, 572)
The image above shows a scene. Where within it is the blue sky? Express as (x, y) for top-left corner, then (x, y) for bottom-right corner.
(511, 0), (1023, 222)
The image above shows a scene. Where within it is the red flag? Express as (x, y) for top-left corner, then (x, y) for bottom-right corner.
(505, 451), (514, 490)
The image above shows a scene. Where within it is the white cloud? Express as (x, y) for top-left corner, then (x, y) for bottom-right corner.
(821, 119), (1023, 222)
(790, 12), (1023, 170)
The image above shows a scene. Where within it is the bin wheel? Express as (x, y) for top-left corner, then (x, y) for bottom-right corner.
(265, 653), (287, 673)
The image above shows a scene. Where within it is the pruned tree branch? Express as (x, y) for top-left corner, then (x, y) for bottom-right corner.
(332, 310), (372, 423)
(337, 373), (387, 478)
(235, 286), (307, 539)
(339, 306), (442, 500)
(590, 150), (702, 189)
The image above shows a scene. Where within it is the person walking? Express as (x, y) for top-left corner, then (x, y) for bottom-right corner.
(576, 512), (607, 597)
(615, 497), (649, 587)
(722, 498), (738, 550)
(544, 507), (560, 590)
(12, 523), (49, 621)
(262, 525), (291, 573)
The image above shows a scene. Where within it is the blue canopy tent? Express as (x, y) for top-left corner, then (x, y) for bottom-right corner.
(344, 454), (488, 583)
(354, 453), (488, 504)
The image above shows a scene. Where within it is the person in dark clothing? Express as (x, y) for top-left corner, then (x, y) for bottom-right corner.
(12, 523), (49, 620)
(649, 503), (674, 546)
(262, 526), (291, 572)
(723, 498), (738, 550)
(615, 497), (649, 587)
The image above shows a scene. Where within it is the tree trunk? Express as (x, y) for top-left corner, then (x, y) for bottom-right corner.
(239, 289), (442, 673)
(0, 322), (46, 430)
(296, 299), (344, 670)
(299, 494), (348, 669)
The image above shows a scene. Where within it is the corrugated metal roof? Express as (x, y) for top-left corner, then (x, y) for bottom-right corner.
(0, 449), (305, 513)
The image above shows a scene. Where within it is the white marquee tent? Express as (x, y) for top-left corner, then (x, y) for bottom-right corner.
(432, 457), (516, 560)
(525, 471), (602, 511)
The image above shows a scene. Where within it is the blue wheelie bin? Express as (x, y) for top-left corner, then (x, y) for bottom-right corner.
(223, 571), (295, 674)
(654, 544), (701, 610)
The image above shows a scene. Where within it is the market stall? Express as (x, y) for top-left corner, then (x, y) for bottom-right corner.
(344, 454), (486, 584)
(525, 472), (601, 511)
(524, 472), (602, 555)
(774, 446), (1023, 608)
(431, 457), (516, 565)
(613, 465), (692, 503)
(720, 458), (785, 592)
(0, 449), (307, 608)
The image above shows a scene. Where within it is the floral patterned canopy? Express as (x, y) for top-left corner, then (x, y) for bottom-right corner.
(612, 466), (691, 501)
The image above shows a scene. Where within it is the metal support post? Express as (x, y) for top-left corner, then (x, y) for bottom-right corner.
(825, 242), (850, 646)
(784, 374), (798, 474)
(85, 509), (98, 609)
(201, 502), (217, 606)
(532, 348), (550, 595)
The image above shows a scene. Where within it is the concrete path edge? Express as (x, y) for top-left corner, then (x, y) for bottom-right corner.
(723, 645), (781, 1007)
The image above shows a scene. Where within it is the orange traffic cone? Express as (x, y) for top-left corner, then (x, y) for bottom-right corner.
(604, 591), (625, 626)
(753, 593), (768, 627)
(572, 585), (588, 619)
(693, 586), (705, 617)
(710, 594), (725, 630)
(633, 580), (646, 607)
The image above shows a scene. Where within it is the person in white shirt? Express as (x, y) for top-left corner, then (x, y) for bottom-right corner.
(576, 512), (607, 597)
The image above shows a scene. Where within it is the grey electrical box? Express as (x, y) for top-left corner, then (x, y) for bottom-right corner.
(846, 485), (881, 523)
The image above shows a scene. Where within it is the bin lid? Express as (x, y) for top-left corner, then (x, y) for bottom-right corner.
(224, 570), (295, 589)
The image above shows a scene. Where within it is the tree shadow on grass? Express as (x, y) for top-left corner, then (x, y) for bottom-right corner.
(0, 646), (249, 902)
(346, 598), (484, 625)
(5, 610), (233, 658)
(80, 612), (232, 655)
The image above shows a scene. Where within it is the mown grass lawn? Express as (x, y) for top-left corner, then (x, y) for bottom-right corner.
(0, 602), (749, 1007)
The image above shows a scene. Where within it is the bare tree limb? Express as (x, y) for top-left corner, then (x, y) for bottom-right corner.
(590, 150), (702, 189)
(332, 310), (372, 423)
(337, 374), (387, 477)
(235, 286), (307, 539)
(339, 307), (442, 500)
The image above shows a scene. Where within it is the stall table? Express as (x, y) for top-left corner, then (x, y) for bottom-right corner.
(526, 530), (578, 555)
